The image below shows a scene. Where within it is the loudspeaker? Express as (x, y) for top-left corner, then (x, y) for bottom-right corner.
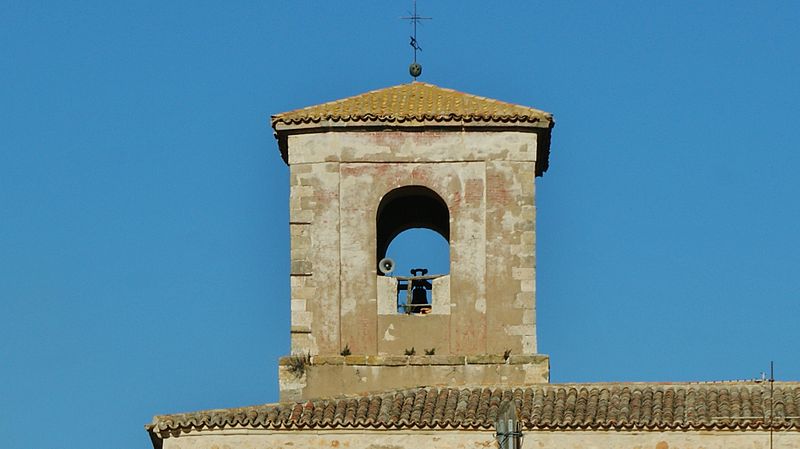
(378, 257), (395, 275)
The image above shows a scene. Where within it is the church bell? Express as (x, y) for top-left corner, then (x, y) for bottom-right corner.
(409, 268), (431, 313)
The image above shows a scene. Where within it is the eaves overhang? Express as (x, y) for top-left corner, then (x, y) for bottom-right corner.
(270, 82), (555, 176)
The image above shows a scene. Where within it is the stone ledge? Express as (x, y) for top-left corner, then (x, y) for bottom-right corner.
(278, 356), (309, 366)
(508, 354), (549, 365)
(280, 354), (550, 367)
(466, 355), (506, 364)
(281, 354), (551, 401)
(409, 355), (465, 366)
(367, 355), (407, 366)
(312, 356), (344, 365)
(344, 355), (367, 365)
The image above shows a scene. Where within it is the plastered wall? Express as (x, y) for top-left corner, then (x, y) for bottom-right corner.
(160, 428), (800, 449)
(287, 130), (540, 358)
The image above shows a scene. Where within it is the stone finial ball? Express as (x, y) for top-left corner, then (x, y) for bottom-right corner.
(409, 63), (422, 78)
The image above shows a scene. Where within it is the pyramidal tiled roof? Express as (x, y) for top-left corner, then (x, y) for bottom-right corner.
(148, 382), (800, 435)
(271, 82), (553, 129)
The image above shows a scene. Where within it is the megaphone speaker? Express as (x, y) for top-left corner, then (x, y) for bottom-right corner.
(378, 257), (395, 275)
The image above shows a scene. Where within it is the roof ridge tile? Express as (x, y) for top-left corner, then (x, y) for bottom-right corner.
(271, 82), (552, 129)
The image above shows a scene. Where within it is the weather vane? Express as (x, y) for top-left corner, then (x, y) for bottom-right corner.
(401, 0), (431, 79)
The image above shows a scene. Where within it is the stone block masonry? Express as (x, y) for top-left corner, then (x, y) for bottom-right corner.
(284, 131), (543, 359)
(278, 129), (550, 400)
(278, 354), (550, 401)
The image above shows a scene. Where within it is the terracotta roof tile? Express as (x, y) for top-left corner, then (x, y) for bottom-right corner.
(271, 82), (553, 129)
(148, 382), (800, 435)
(270, 82), (554, 176)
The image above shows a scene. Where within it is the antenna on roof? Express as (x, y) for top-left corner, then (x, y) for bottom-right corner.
(712, 361), (799, 449)
(400, 0), (431, 80)
(769, 361), (774, 449)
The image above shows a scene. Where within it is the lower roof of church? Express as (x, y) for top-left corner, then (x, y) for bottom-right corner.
(148, 381), (800, 435)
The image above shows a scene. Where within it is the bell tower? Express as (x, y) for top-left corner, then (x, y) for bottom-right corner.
(272, 82), (554, 401)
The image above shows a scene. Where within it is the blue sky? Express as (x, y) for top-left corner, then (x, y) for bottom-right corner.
(2, 1), (799, 448)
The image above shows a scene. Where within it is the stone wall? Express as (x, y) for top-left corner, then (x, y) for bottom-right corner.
(289, 162), (341, 356)
(286, 130), (541, 361)
(278, 354), (549, 401)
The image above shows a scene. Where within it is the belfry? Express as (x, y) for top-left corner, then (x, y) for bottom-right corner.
(147, 81), (800, 449)
(272, 81), (554, 400)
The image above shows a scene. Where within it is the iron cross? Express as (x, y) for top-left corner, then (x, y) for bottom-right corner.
(401, 0), (431, 65)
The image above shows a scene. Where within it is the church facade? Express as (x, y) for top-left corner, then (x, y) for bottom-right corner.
(147, 82), (800, 449)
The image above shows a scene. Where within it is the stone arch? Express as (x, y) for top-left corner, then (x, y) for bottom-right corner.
(375, 185), (450, 266)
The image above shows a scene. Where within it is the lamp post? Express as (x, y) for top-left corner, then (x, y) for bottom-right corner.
(495, 400), (523, 449)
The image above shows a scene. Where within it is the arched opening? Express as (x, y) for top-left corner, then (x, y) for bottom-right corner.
(376, 186), (449, 263)
(376, 186), (450, 313)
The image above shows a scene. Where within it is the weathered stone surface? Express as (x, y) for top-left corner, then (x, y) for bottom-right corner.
(466, 355), (506, 364)
(287, 131), (540, 164)
(287, 162), (341, 356)
(376, 275), (398, 315)
(377, 314), (450, 355)
(343, 355), (367, 365)
(430, 275), (451, 315)
(311, 355), (344, 365)
(421, 355), (466, 365)
(282, 357), (549, 400)
(280, 128), (547, 399)
(365, 355), (407, 366)
(289, 260), (312, 275)
(407, 355), (466, 366)
(507, 354), (548, 365)
(277, 365), (305, 403)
